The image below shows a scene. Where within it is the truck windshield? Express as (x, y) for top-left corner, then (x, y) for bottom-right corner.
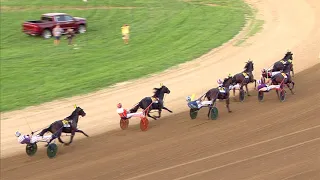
(41, 16), (53, 21)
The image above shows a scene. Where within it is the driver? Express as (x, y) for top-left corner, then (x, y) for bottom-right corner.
(117, 103), (144, 119)
(257, 79), (280, 92)
(15, 131), (47, 144)
(186, 96), (212, 109)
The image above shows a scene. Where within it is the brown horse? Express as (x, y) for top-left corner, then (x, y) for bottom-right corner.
(232, 60), (257, 97)
(272, 51), (294, 76)
(38, 106), (88, 146)
(201, 76), (233, 117)
(270, 72), (295, 98)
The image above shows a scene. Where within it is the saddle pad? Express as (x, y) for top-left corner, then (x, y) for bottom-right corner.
(219, 89), (226, 93)
(62, 120), (71, 128)
(281, 73), (287, 78)
(242, 72), (249, 78)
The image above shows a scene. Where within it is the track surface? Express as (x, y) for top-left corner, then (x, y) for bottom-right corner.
(1, 64), (320, 179)
(1, 0), (320, 179)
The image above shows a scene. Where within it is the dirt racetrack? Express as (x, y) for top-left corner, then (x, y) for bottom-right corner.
(1, 64), (320, 179)
(1, 0), (320, 179)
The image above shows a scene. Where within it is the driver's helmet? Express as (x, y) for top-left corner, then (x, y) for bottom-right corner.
(228, 73), (232, 78)
(117, 103), (122, 108)
(15, 131), (21, 137)
(217, 79), (223, 85)
(186, 96), (191, 102)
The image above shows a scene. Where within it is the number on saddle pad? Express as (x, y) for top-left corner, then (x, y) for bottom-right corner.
(281, 73), (287, 79)
(62, 120), (70, 128)
(242, 72), (249, 79)
(151, 97), (158, 103)
(218, 87), (226, 93)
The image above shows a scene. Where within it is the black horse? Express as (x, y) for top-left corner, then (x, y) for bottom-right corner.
(129, 85), (172, 120)
(231, 60), (257, 97)
(202, 76), (233, 116)
(272, 51), (294, 76)
(38, 105), (88, 146)
(270, 72), (295, 96)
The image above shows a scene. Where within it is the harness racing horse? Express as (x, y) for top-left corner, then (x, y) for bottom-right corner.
(272, 51), (294, 76)
(231, 60), (257, 97)
(129, 85), (173, 120)
(38, 105), (88, 146)
(271, 72), (295, 97)
(202, 76), (233, 117)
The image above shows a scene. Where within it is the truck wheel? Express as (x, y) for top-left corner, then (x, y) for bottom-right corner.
(42, 29), (52, 39)
(78, 25), (86, 34)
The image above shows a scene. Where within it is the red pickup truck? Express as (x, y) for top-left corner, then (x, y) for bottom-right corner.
(22, 13), (87, 39)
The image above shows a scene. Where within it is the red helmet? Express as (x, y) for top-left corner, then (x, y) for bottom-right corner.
(117, 103), (122, 108)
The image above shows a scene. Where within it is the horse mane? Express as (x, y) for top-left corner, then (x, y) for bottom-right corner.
(66, 108), (79, 120)
(222, 77), (232, 87)
(153, 87), (162, 97)
(244, 61), (253, 72)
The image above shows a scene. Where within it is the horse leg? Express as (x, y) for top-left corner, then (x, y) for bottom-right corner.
(292, 67), (294, 77)
(275, 90), (280, 100)
(287, 83), (294, 94)
(155, 109), (162, 119)
(146, 110), (157, 120)
(58, 137), (65, 144)
(76, 129), (89, 137)
(226, 98), (232, 113)
(245, 84), (250, 96)
(233, 88), (236, 98)
(38, 126), (50, 136)
(45, 128), (62, 146)
(64, 130), (75, 146)
(207, 106), (212, 119)
(162, 106), (173, 113)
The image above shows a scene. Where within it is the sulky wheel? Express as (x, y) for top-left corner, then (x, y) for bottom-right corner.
(47, 143), (58, 159)
(26, 143), (38, 156)
(140, 117), (149, 131)
(210, 107), (219, 120)
(239, 89), (245, 102)
(120, 119), (129, 130)
(189, 108), (198, 120)
(258, 91), (264, 102)
(279, 89), (286, 102)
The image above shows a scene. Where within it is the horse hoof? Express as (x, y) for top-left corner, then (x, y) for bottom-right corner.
(228, 111), (232, 113)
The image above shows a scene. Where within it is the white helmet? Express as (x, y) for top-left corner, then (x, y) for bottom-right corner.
(15, 131), (21, 137)
(186, 96), (191, 102)
(217, 79), (223, 84)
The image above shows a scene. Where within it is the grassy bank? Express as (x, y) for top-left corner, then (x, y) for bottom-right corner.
(0, 0), (251, 112)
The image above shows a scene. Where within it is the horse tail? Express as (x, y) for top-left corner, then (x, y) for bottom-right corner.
(38, 124), (52, 136)
(130, 101), (141, 113)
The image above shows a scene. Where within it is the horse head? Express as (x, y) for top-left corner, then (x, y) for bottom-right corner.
(222, 76), (233, 88)
(284, 51), (293, 61)
(244, 60), (254, 72)
(67, 105), (86, 124)
(153, 84), (171, 100)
